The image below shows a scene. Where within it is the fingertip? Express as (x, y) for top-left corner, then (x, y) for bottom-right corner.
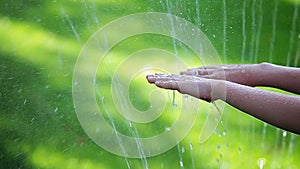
(146, 75), (155, 83)
(146, 74), (152, 79)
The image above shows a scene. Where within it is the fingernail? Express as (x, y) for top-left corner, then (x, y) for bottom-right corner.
(146, 75), (153, 78)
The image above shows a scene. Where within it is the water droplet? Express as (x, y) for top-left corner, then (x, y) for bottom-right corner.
(54, 107), (58, 112)
(129, 121), (132, 128)
(172, 91), (177, 107)
(181, 147), (185, 153)
(213, 34), (216, 38)
(96, 128), (99, 133)
(183, 95), (188, 100)
(214, 117), (219, 122)
(191, 28), (195, 35)
(30, 117), (35, 125)
(189, 143), (193, 150)
(100, 96), (104, 101)
(222, 130), (227, 136)
(257, 158), (266, 169)
(216, 145), (221, 150)
(282, 131), (287, 137)
(165, 127), (171, 131)
(179, 160), (184, 167)
(14, 137), (20, 142)
(23, 99), (27, 105)
(216, 158), (219, 163)
(238, 147), (242, 152)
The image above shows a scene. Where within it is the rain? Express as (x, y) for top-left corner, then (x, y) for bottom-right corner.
(0, 0), (299, 169)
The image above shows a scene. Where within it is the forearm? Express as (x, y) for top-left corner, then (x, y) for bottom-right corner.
(147, 73), (300, 134)
(221, 81), (300, 134)
(252, 63), (300, 94)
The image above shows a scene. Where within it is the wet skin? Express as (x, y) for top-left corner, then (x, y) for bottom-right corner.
(147, 62), (300, 134)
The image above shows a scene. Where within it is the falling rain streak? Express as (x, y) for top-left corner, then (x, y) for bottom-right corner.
(242, 0), (247, 63)
(268, 0), (279, 63)
(286, 4), (299, 66)
(223, 0), (227, 63)
(250, 0), (256, 63)
(67, 0), (300, 168)
(254, 0), (263, 63)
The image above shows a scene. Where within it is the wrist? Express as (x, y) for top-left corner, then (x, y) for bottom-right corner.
(210, 79), (227, 101)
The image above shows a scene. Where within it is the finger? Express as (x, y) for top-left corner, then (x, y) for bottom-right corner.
(146, 74), (176, 82)
(153, 78), (212, 102)
(146, 75), (156, 83)
(154, 80), (179, 90)
(146, 74), (178, 84)
(169, 80), (211, 101)
(151, 75), (197, 89)
(147, 74), (190, 83)
(199, 75), (211, 79)
(154, 80), (199, 96)
(180, 67), (215, 76)
(180, 68), (202, 75)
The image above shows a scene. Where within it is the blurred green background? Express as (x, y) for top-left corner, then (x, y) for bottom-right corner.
(0, 0), (300, 168)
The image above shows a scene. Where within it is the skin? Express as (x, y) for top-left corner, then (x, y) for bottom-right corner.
(146, 62), (300, 134)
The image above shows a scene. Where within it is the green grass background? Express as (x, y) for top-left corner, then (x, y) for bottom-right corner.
(0, 0), (300, 168)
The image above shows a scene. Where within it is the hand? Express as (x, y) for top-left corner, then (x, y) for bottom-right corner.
(146, 74), (225, 102)
(180, 63), (268, 87)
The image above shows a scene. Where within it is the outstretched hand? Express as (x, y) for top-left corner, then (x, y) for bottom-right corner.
(180, 63), (264, 87)
(146, 74), (225, 102)
(146, 62), (300, 134)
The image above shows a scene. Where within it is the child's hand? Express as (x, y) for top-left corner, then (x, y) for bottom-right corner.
(180, 63), (268, 87)
(146, 74), (225, 102)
